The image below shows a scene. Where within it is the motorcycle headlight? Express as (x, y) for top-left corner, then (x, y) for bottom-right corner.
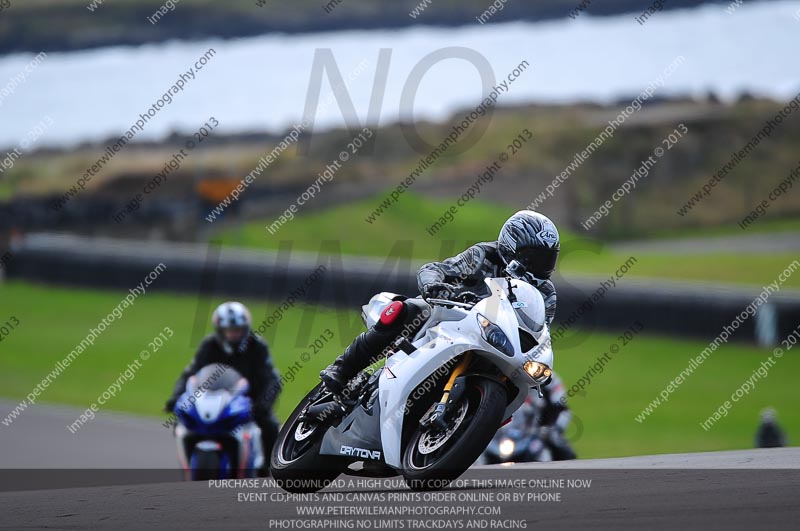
(523, 361), (552, 384)
(477, 313), (515, 357)
(499, 438), (515, 457)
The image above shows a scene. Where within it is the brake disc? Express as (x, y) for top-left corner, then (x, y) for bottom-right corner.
(294, 421), (317, 441)
(417, 400), (468, 455)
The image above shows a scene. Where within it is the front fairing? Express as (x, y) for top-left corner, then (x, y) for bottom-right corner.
(175, 391), (252, 436)
(472, 279), (523, 357)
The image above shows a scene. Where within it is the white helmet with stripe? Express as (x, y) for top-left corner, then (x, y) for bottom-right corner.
(212, 301), (252, 354)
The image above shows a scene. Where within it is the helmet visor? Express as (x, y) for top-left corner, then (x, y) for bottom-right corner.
(515, 246), (559, 279)
(222, 326), (248, 344)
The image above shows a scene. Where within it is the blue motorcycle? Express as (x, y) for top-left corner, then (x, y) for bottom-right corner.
(173, 363), (264, 480)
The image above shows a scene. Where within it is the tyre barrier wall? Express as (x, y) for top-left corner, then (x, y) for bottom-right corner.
(4, 234), (799, 347)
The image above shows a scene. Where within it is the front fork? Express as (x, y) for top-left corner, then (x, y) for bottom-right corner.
(420, 352), (473, 431)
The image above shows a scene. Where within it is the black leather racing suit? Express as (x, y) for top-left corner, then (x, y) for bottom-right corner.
(166, 333), (281, 458)
(417, 241), (557, 323)
(327, 241), (557, 382)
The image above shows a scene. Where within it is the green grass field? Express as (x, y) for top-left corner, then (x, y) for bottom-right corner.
(217, 193), (800, 290)
(217, 192), (516, 260)
(638, 217), (800, 241)
(0, 280), (795, 458)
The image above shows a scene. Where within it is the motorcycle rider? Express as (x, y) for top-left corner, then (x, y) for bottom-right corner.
(755, 408), (787, 448)
(165, 302), (281, 466)
(512, 371), (577, 461)
(320, 210), (560, 394)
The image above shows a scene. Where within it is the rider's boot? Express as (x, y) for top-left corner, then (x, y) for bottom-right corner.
(320, 301), (408, 394)
(319, 327), (395, 394)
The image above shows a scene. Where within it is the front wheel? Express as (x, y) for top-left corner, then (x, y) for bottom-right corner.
(191, 449), (221, 481)
(402, 377), (507, 491)
(270, 384), (344, 493)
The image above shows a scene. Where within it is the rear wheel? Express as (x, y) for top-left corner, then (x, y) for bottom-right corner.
(270, 384), (344, 492)
(402, 377), (506, 491)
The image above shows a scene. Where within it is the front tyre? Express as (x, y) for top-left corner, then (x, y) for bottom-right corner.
(191, 450), (221, 481)
(270, 384), (343, 493)
(402, 377), (506, 491)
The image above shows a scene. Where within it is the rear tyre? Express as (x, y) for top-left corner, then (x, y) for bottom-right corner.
(402, 377), (506, 491)
(270, 384), (344, 493)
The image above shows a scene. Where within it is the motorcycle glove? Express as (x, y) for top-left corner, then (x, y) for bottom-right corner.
(423, 282), (456, 300)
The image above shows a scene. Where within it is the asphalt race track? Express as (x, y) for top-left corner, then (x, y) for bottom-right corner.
(0, 400), (174, 469)
(1, 401), (798, 530)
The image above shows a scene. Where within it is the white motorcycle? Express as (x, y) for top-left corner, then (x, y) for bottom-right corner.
(271, 263), (554, 491)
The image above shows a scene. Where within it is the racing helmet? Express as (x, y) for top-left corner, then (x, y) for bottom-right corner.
(212, 301), (252, 354)
(498, 210), (560, 280)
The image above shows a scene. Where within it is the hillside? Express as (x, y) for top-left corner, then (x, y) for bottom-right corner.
(5, 97), (800, 240)
(0, 0), (723, 53)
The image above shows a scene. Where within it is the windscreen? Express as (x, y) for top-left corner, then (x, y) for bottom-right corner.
(194, 364), (243, 392)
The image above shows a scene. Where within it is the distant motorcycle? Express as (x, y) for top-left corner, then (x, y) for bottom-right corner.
(481, 425), (552, 464)
(174, 363), (263, 480)
(271, 266), (556, 492)
(481, 371), (577, 464)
